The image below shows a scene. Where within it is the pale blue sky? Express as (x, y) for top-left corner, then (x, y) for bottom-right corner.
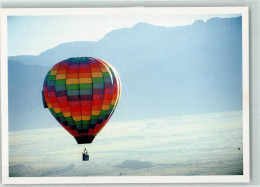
(8, 14), (241, 56)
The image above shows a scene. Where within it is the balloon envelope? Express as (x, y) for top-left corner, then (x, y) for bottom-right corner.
(42, 57), (121, 144)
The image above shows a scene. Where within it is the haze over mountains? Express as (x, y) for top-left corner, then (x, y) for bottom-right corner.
(8, 16), (242, 131)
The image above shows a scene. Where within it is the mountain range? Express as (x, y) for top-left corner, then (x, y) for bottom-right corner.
(8, 16), (242, 131)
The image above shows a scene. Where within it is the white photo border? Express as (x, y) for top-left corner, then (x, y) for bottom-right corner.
(0, 7), (249, 184)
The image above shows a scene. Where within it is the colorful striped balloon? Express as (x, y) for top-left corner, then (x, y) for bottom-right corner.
(42, 57), (121, 144)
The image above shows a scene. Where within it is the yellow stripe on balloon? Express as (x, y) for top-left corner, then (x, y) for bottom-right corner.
(63, 112), (72, 117)
(50, 70), (57, 75)
(82, 116), (91, 120)
(111, 100), (117, 105)
(101, 68), (109, 72)
(66, 78), (79, 84)
(53, 108), (61, 113)
(79, 78), (92, 84)
(102, 105), (110, 110)
(91, 72), (103, 77)
(56, 74), (66, 80)
(92, 110), (101, 115)
(72, 116), (81, 121)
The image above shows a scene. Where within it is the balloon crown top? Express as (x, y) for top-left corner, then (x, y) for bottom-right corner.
(62, 57), (99, 64)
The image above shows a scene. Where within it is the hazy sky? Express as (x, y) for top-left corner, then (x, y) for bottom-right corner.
(8, 14), (241, 56)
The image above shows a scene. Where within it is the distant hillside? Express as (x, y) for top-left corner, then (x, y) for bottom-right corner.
(8, 17), (242, 131)
(9, 164), (34, 177)
(8, 60), (58, 131)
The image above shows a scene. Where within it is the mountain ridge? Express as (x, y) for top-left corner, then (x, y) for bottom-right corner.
(8, 16), (241, 66)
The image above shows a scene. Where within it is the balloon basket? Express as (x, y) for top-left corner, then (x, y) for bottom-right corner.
(82, 153), (89, 161)
(80, 146), (90, 161)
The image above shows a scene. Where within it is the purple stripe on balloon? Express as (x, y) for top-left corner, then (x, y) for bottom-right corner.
(69, 64), (78, 69)
(88, 60), (96, 65)
(80, 95), (93, 100)
(105, 83), (113, 88)
(48, 92), (56, 98)
(47, 86), (55, 92)
(68, 95), (80, 101)
(56, 90), (67, 97)
(93, 89), (104, 95)
(61, 61), (70, 66)
(105, 88), (113, 94)
(79, 63), (90, 68)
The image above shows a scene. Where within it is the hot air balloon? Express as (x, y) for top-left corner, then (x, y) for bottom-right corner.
(42, 57), (121, 160)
